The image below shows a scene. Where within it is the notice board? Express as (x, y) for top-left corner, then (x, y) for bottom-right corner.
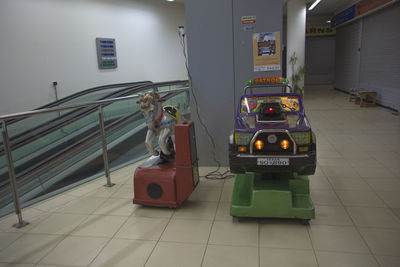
(96, 38), (117, 69)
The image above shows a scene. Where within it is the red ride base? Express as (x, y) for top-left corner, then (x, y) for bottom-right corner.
(133, 161), (196, 207)
(133, 121), (198, 207)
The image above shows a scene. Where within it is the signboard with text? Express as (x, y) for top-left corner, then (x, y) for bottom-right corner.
(306, 26), (336, 37)
(96, 38), (117, 69)
(331, 0), (394, 27)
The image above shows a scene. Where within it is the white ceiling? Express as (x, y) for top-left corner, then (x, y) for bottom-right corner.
(174, 0), (357, 16)
(306, 0), (357, 16)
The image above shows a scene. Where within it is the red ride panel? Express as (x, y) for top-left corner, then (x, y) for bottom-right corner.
(175, 121), (195, 166)
(132, 121), (198, 208)
(133, 161), (178, 207)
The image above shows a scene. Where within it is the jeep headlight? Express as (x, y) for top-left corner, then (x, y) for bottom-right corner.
(291, 131), (310, 145)
(235, 132), (253, 145)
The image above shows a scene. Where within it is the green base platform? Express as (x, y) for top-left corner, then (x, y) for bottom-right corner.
(230, 172), (315, 220)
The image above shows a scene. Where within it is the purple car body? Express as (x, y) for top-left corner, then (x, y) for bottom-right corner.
(229, 86), (316, 175)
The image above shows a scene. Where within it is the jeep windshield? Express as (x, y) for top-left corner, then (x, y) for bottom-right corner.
(241, 95), (301, 114)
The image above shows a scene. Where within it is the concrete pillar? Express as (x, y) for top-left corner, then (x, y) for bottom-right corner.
(286, 0), (306, 93)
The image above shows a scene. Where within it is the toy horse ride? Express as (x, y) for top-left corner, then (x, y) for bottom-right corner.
(133, 91), (199, 207)
(136, 92), (179, 162)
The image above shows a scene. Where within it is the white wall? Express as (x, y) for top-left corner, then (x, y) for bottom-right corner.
(286, 0), (306, 91)
(0, 0), (187, 114)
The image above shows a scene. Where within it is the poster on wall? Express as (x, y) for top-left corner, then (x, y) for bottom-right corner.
(253, 32), (280, 72)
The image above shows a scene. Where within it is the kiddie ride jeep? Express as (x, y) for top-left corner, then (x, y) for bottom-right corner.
(228, 77), (316, 223)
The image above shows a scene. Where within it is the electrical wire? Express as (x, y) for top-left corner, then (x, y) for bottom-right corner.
(179, 32), (233, 180)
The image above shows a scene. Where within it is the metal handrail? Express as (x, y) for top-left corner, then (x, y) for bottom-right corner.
(0, 81), (189, 121)
(0, 83), (153, 155)
(0, 80), (189, 227)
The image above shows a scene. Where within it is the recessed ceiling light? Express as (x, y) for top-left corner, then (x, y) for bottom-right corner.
(309, 0), (322, 11)
(165, 0), (175, 2)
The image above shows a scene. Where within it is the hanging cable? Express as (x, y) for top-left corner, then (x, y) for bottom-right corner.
(179, 29), (233, 180)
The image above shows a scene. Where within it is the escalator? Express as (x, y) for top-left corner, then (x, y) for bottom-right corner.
(0, 80), (190, 216)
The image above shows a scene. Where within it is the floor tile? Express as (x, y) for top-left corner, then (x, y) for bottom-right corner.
(87, 184), (122, 198)
(33, 194), (76, 212)
(365, 178), (400, 192)
(311, 205), (353, 226)
(215, 201), (232, 221)
(310, 176), (333, 190)
(315, 251), (378, 267)
(340, 151), (375, 160)
(376, 191), (400, 208)
(145, 241), (205, 267)
(392, 208), (400, 219)
(56, 197), (107, 214)
(219, 186), (234, 202)
(202, 244), (258, 267)
(0, 232), (22, 251)
(28, 213), (87, 235)
(259, 247), (318, 267)
(328, 176), (372, 191)
(259, 223), (312, 249)
(93, 198), (135, 216)
(346, 206), (400, 228)
(199, 166), (220, 177)
(66, 182), (103, 197)
(71, 214), (127, 237)
(318, 158), (351, 167)
(375, 255), (400, 267)
(336, 190), (386, 207)
(160, 219), (212, 244)
(0, 234), (63, 263)
(131, 205), (174, 219)
(348, 159), (385, 168)
(116, 216), (169, 240)
(320, 166), (360, 179)
(39, 236), (109, 266)
(89, 239), (156, 267)
(317, 149), (343, 159)
(0, 263), (34, 267)
(359, 227), (400, 256)
(223, 176), (236, 187)
(310, 190), (342, 206)
(111, 184), (134, 199)
(188, 187), (221, 202)
(309, 225), (369, 253)
(209, 221), (258, 247)
(172, 201), (217, 220)
(0, 211), (49, 233)
(354, 167), (396, 179)
(197, 177), (225, 188)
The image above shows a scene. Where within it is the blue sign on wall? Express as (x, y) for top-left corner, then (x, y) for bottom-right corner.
(96, 38), (117, 69)
(331, 5), (355, 28)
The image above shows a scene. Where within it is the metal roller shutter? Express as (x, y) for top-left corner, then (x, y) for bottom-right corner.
(359, 3), (400, 111)
(305, 36), (335, 85)
(334, 20), (361, 91)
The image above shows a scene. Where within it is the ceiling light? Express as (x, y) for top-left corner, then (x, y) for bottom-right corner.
(165, 0), (175, 2)
(309, 0), (322, 11)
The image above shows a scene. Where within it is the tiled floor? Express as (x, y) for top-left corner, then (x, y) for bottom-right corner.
(0, 85), (400, 267)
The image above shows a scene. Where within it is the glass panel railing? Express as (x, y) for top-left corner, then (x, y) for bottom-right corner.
(57, 86), (132, 107)
(3, 82), (152, 138)
(0, 81), (189, 217)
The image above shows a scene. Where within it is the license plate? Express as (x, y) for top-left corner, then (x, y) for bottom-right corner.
(257, 158), (289, 166)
